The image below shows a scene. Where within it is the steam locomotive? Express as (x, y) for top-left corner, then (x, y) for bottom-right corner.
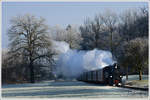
(77, 63), (122, 86)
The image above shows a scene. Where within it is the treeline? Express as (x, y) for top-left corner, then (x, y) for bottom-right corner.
(2, 7), (148, 84)
(80, 8), (148, 80)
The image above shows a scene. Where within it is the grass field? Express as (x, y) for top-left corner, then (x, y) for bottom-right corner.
(122, 75), (148, 88)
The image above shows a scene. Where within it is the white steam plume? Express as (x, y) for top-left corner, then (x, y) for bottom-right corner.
(52, 41), (115, 78)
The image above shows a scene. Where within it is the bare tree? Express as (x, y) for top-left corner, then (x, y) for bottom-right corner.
(119, 9), (139, 41)
(118, 8), (148, 80)
(99, 10), (118, 57)
(80, 18), (94, 50)
(50, 25), (82, 49)
(2, 48), (29, 83)
(65, 25), (82, 49)
(118, 9), (136, 80)
(135, 7), (148, 37)
(7, 14), (53, 83)
(124, 38), (148, 80)
(80, 16), (105, 50)
(2, 49), (9, 69)
(80, 11), (120, 53)
(2, 49), (9, 83)
(49, 25), (66, 41)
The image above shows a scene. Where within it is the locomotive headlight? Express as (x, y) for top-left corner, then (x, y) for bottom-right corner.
(110, 76), (112, 78)
(120, 76), (122, 78)
(118, 83), (121, 86)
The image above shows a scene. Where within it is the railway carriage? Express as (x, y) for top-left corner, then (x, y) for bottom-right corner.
(77, 63), (122, 86)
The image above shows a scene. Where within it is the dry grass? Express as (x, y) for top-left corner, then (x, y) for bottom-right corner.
(126, 79), (148, 88)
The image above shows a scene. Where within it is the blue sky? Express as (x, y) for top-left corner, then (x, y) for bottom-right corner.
(2, 2), (148, 48)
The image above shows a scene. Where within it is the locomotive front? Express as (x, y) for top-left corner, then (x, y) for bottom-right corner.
(108, 63), (122, 86)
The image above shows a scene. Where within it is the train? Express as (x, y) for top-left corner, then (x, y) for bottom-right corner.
(77, 63), (122, 86)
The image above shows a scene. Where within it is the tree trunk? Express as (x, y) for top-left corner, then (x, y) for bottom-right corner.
(110, 32), (113, 55)
(139, 69), (142, 80)
(30, 62), (35, 83)
(95, 32), (98, 48)
(126, 66), (128, 80)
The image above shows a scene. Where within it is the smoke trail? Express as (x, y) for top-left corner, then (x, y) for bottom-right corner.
(52, 41), (115, 78)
